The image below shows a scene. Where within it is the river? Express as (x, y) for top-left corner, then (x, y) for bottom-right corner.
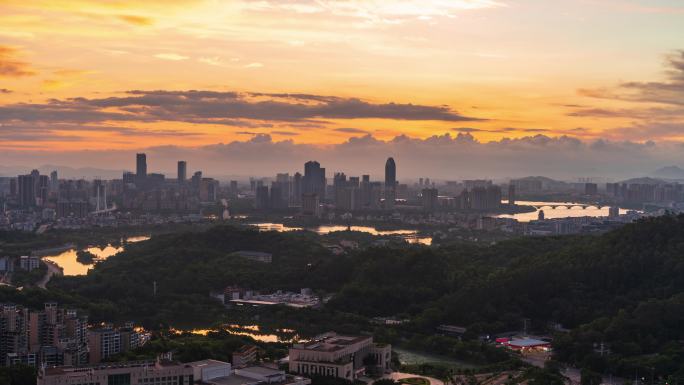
(249, 223), (432, 245)
(496, 200), (629, 222)
(42, 235), (151, 276)
(185, 324), (299, 343)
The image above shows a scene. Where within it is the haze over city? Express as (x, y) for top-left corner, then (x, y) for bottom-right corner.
(2, 0), (684, 178)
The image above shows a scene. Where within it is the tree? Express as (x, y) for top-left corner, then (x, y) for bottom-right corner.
(581, 368), (602, 385)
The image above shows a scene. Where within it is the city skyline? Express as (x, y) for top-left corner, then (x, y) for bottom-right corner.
(1, 0), (684, 175)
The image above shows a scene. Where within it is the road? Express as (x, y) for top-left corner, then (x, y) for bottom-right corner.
(37, 260), (63, 289)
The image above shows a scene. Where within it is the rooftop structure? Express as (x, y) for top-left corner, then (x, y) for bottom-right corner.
(289, 332), (391, 381)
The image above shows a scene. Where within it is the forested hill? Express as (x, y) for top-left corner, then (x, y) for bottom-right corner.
(5, 215), (684, 375)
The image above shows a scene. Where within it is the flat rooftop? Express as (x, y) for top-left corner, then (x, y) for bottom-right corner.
(295, 334), (371, 352)
(507, 338), (550, 347)
(201, 374), (306, 385)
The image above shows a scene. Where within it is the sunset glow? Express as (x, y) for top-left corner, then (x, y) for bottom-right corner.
(1, 0), (684, 154)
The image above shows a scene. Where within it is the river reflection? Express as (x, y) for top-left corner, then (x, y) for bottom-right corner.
(43, 235), (151, 276)
(497, 201), (629, 222)
(249, 223), (432, 245)
(187, 324), (298, 343)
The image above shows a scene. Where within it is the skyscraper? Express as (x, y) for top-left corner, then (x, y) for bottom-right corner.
(303, 161), (326, 200)
(385, 157), (396, 188)
(292, 172), (302, 206)
(384, 157), (396, 209)
(50, 170), (58, 192)
(136, 153), (147, 180)
(177, 161), (187, 183)
(18, 174), (35, 208)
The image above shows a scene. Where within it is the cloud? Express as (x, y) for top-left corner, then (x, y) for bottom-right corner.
(117, 15), (154, 26)
(198, 57), (222, 66)
(0, 88), (11, 93)
(272, 130), (299, 136)
(244, 62), (264, 68)
(0, 89), (482, 128)
(576, 50), (684, 108)
(334, 127), (369, 134)
(452, 127), (550, 134)
(0, 122), (205, 142)
(241, 0), (505, 25)
(0, 46), (36, 77)
(570, 50), (684, 140)
(4, 133), (684, 180)
(154, 53), (189, 61)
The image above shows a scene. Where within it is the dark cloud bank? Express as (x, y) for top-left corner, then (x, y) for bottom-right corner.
(2, 133), (683, 180)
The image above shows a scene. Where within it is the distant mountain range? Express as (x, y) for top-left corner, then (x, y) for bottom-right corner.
(652, 166), (684, 179)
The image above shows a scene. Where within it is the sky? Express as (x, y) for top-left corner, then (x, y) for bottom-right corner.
(1, 0), (684, 178)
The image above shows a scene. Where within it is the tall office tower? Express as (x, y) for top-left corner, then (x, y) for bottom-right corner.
(230, 180), (238, 197)
(384, 157), (396, 187)
(135, 153), (147, 179)
(177, 161), (187, 183)
(292, 172), (302, 206)
(303, 161), (326, 200)
(50, 171), (58, 192)
(384, 157), (396, 209)
(508, 184), (516, 205)
(18, 174), (36, 208)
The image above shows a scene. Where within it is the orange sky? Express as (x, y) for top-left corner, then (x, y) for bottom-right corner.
(1, 0), (684, 151)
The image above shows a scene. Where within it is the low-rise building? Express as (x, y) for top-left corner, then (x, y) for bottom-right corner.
(19, 255), (40, 271)
(288, 332), (391, 381)
(232, 345), (258, 368)
(188, 361), (311, 385)
(37, 358), (195, 385)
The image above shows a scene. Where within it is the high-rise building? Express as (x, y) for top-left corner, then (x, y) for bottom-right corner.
(303, 161), (326, 201)
(255, 186), (270, 209)
(360, 175), (371, 208)
(178, 161), (187, 183)
(88, 328), (121, 364)
(422, 188), (439, 212)
(199, 178), (219, 202)
(301, 193), (320, 217)
(508, 184), (516, 205)
(136, 153), (147, 180)
(384, 157), (396, 188)
(292, 172), (302, 206)
(17, 174), (36, 208)
(584, 183), (598, 196)
(49, 171), (58, 192)
(384, 158), (396, 209)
